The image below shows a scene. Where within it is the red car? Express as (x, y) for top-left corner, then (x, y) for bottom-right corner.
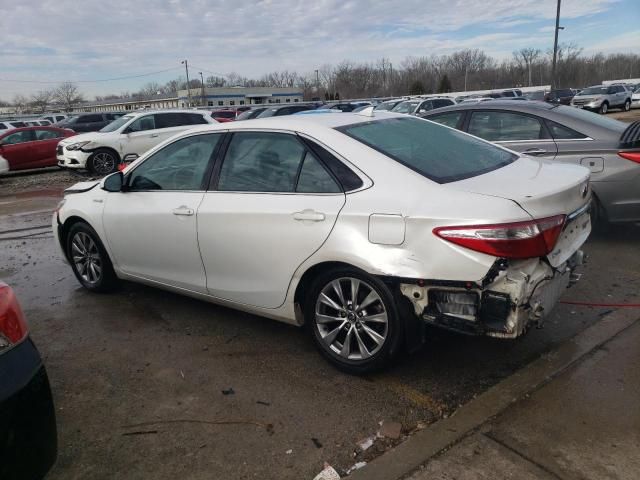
(0, 126), (75, 172)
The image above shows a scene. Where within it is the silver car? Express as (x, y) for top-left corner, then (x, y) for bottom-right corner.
(570, 85), (632, 114)
(422, 100), (640, 223)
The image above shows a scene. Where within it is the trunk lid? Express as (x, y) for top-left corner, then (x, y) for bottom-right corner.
(448, 156), (590, 219)
(448, 157), (591, 266)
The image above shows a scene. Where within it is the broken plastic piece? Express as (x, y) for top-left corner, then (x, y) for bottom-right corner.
(313, 463), (340, 480)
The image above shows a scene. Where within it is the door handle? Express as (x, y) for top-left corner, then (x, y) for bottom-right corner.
(524, 148), (547, 156)
(293, 210), (325, 222)
(151, 134), (159, 138)
(172, 206), (194, 216)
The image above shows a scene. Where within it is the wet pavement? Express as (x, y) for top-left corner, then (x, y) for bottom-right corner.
(0, 184), (638, 479)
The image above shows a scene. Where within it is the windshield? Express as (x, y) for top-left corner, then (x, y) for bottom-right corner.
(391, 101), (419, 114)
(551, 105), (626, 132)
(375, 101), (400, 111)
(100, 115), (134, 132)
(337, 117), (516, 183)
(578, 86), (608, 96)
(236, 108), (265, 120)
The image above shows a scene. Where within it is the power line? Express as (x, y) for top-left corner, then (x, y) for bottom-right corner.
(0, 66), (182, 84)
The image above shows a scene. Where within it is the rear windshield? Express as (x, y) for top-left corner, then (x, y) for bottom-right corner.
(550, 105), (626, 133)
(578, 86), (608, 95)
(337, 117), (516, 183)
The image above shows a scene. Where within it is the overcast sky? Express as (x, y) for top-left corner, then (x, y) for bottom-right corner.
(1, 0), (638, 100)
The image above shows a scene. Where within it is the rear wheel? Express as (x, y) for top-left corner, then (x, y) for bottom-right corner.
(66, 222), (118, 292)
(305, 268), (402, 374)
(88, 149), (119, 176)
(599, 102), (609, 114)
(623, 99), (631, 112)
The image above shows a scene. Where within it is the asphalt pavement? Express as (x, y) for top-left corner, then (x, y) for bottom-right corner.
(0, 169), (638, 479)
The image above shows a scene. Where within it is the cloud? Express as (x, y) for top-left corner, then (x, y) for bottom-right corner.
(0, 0), (630, 98)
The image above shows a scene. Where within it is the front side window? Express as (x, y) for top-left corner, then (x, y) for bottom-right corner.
(128, 134), (221, 191)
(468, 111), (544, 141)
(127, 115), (156, 132)
(2, 130), (35, 145)
(217, 132), (305, 192)
(34, 129), (62, 140)
(101, 115), (133, 132)
(428, 112), (463, 129)
(338, 117), (516, 184)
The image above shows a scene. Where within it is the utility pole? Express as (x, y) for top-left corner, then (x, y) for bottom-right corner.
(199, 72), (205, 106)
(181, 60), (191, 106)
(551, 0), (563, 89)
(464, 66), (468, 91)
(315, 69), (320, 97)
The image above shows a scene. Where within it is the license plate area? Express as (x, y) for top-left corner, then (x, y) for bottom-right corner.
(547, 205), (591, 267)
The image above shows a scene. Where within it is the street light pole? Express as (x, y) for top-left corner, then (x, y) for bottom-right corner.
(199, 72), (205, 106)
(181, 60), (191, 106)
(551, 0), (562, 89)
(315, 69), (320, 98)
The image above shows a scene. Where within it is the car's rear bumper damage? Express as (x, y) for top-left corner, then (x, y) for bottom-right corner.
(399, 250), (585, 339)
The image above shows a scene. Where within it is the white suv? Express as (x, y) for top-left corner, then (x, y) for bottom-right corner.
(57, 110), (216, 175)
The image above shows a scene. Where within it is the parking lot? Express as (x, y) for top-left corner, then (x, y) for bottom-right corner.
(1, 123), (639, 478)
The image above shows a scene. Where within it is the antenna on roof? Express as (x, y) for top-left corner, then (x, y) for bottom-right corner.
(355, 106), (375, 117)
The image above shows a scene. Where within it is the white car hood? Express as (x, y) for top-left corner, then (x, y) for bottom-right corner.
(448, 157), (590, 219)
(59, 131), (114, 146)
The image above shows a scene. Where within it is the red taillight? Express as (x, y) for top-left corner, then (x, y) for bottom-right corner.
(618, 151), (640, 164)
(434, 215), (566, 259)
(0, 284), (29, 346)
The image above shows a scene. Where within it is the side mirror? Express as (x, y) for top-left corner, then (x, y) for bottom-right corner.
(103, 172), (124, 192)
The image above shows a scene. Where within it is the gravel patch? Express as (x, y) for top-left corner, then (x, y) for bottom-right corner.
(0, 169), (99, 196)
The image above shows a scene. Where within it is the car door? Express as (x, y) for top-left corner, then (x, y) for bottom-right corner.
(32, 128), (65, 167)
(197, 131), (346, 308)
(465, 110), (558, 159)
(102, 132), (224, 292)
(120, 114), (160, 157)
(0, 130), (37, 170)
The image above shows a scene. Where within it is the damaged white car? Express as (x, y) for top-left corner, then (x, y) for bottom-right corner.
(53, 111), (591, 373)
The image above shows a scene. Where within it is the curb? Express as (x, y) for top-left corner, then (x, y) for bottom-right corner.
(348, 309), (639, 480)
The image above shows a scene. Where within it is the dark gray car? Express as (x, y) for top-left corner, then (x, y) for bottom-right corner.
(421, 100), (640, 223)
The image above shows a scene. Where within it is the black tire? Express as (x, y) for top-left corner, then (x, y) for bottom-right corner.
(305, 267), (403, 374)
(599, 102), (609, 114)
(87, 148), (119, 176)
(590, 195), (609, 233)
(66, 222), (119, 292)
(623, 99), (631, 112)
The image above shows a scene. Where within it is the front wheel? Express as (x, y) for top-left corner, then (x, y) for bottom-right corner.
(599, 102), (609, 114)
(305, 268), (402, 374)
(66, 222), (119, 292)
(88, 149), (119, 176)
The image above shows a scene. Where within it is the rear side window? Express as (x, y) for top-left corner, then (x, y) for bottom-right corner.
(217, 132), (305, 192)
(296, 152), (341, 193)
(80, 114), (103, 123)
(338, 117), (516, 184)
(428, 112), (463, 129)
(468, 111), (544, 141)
(186, 113), (208, 125)
(10, 122), (26, 128)
(35, 129), (62, 140)
(546, 121), (587, 140)
(0, 124), (6, 130)
(432, 99), (454, 109)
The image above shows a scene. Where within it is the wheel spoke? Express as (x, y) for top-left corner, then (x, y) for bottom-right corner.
(361, 324), (385, 346)
(331, 280), (346, 308)
(353, 329), (371, 359)
(322, 321), (347, 345)
(357, 290), (379, 312)
(362, 312), (387, 323)
(340, 326), (353, 357)
(72, 240), (85, 256)
(88, 262), (97, 282)
(316, 313), (342, 325)
(319, 292), (344, 312)
(350, 278), (360, 307)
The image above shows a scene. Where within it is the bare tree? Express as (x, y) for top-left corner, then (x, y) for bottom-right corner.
(514, 48), (541, 86)
(54, 82), (84, 112)
(12, 94), (29, 113)
(30, 89), (55, 113)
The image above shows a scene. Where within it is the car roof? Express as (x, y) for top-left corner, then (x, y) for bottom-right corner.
(422, 99), (556, 114)
(122, 109), (210, 117)
(0, 125), (66, 135)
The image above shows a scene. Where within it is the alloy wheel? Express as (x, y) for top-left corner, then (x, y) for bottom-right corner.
(92, 152), (116, 175)
(315, 277), (388, 361)
(71, 232), (102, 284)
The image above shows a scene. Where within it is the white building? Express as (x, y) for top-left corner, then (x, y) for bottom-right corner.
(177, 86), (304, 108)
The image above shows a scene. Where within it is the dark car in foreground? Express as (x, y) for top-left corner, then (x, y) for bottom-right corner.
(0, 126), (75, 172)
(421, 100), (640, 223)
(0, 282), (57, 480)
(545, 88), (575, 105)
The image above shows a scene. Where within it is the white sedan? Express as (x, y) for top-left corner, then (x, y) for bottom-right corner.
(53, 111), (591, 373)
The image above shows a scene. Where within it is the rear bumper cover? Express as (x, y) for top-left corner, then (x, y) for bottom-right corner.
(399, 249), (585, 339)
(0, 338), (57, 480)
